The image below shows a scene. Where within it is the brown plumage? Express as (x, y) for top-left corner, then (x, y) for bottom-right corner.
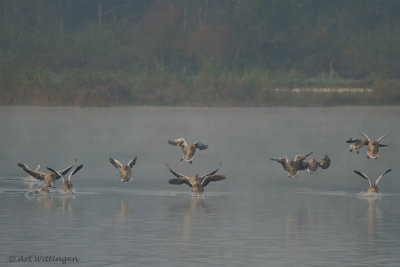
(47, 164), (83, 193)
(168, 138), (208, 164)
(109, 156), (137, 183)
(353, 169), (391, 193)
(167, 163), (225, 196)
(269, 152), (312, 178)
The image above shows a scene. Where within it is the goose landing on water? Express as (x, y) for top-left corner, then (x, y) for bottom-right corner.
(109, 156), (137, 183)
(353, 169), (392, 193)
(269, 152), (312, 178)
(168, 138), (208, 164)
(47, 164), (83, 193)
(166, 163), (225, 196)
(18, 160), (76, 188)
(360, 132), (390, 159)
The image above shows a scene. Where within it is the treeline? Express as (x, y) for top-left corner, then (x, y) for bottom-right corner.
(1, 0), (400, 106)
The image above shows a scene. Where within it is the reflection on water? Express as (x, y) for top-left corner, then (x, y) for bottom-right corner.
(118, 199), (131, 223)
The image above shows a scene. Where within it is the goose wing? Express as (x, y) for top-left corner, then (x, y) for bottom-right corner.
(346, 138), (359, 144)
(109, 157), (123, 169)
(377, 133), (391, 142)
(68, 164), (84, 182)
(60, 159), (77, 176)
(353, 170), (372, 187)
(166, 164), (192, 187)
(359, 131), (372, 142)
(34, 164), (41, 171)
(127, 156), (138, 168)
(17, 163), (45, 181)
(201, 174), (226, 187)
(294, 152), (313, 162)
(374, 169), (392, 186)
(269, 157), (288, 170)
(200, 163), (222, 179)
(194, 141), (208, 150)
(47, 167), (65, 183)
(168, 138), (187, 147)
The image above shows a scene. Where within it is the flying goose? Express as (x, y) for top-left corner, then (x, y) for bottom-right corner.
(318, 155), (331, 169)
(168, 138), (208, 164)
(346, 138), (369, 154)
(47, 164), (83, 193)
(269, 152), (312, 177)
(353, 169), (392, 193)
(360, 132), (390, 159)
(17, 160), (76, 188)
(167, 163), (225, 196)
(109, 156), (137, 183)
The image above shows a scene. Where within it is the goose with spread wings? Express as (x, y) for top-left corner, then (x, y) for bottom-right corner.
(168, 138), (208, 164)
(167, 163), (225, 196)
(47, 164), (83, 193)
(269, 152), (312, 178)
(109, 156), (137, 183)
(17, 160), (76, 188)
(353, 169), (392, 193)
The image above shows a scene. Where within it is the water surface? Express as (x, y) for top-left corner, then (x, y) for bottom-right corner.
(1, 106), (399, 266)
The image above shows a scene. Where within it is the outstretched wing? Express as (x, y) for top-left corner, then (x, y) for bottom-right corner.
(34, 164), (41, 171)
(59, 159), (77, 176)
(269, 157), (288, 170)
(200, 162), (221, 179)
(195, 141), (208, 150)
(168, 138), (187, 147)
(377, 133), (391, 142)
(127, 156), (138, 168)
(166, 164), (189, 179)
(353, 170), (372, 187)
(166, 164), (191, 187)
(374, 169), (392, 186)
(47, 167), (64, 182)
(201, 174), (226, 187)
(17, 163), (45, 181)
(359, 131), (372, 142)
(346, 138), (359, 144)
(109, 157), (123, 169)
(68, 164), (84, 182)
(379, 143), (389, 147)
(295, 152), (313, 162)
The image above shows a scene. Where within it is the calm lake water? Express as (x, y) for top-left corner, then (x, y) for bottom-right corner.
(0, 106), (399, 266)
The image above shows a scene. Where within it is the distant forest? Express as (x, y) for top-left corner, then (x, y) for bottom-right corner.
(1, 0), (400, 106)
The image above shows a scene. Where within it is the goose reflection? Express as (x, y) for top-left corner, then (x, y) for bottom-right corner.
(356, 196), (382, 241)
(36, 195), (56, 212)
(117, 199), (131, 223)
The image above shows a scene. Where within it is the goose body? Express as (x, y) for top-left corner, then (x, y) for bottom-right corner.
(168, 138), (208, 164)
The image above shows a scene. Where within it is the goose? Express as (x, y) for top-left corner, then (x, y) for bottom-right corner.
(360, 132), (390, 159)
(353, 169), (392, 193)
(168, 138), (208, 164)
(167, 163), (225, 196)
(304, 157), (319, 174)
(269, 152), (312, 178)
(17, 160), (75, 188)
(109, 156), (137, 183)
(318, 155), (331, 169)
(47, 164), (83, 193)
(346, 138), (369, 154)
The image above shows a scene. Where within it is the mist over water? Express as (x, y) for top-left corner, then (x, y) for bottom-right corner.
(1, 106), (399, 266)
